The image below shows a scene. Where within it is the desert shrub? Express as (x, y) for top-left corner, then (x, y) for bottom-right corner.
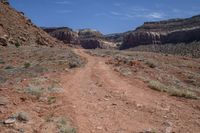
(57, 117), (76, 133)
(68, 62), (78, 69)
(26, 85), (44, 98)
(148, 80), (198, 99)
(148, 81), (167, 92)
(24, 62), (31, 68)
(5, 65), (14, 69)
(15, 42), (20, 48)
(145, 61), (156, 68)
(169, 89), (198, 99)
(48, 96), (56, 104)
(17, 112), (29, 122)
(0, 58), (5, 64)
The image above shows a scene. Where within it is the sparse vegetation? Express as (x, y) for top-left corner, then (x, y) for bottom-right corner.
(45, 113), (54, 123)
(15, 42), (20, 48)
(48, 96), (56, 104)
(88, 49), (200, 99)
(148, 80), (198, 99)
(26, 85), (44, 99)
(148, 80), (168, 92)
(145, 61), (156, 68)
(17, 112), (29, 122)
(128, 42), (200, 58)
(5, 65), (14, 69)
(57, 117), (76, 133)
(24, 62), (31, 68)
(0, 58), (5, 64)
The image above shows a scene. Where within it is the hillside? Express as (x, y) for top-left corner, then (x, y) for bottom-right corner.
(0, 2), (84, 132)
(0, 2), (65, 47)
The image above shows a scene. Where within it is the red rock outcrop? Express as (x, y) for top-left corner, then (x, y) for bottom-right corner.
(121, 15), (200, 49)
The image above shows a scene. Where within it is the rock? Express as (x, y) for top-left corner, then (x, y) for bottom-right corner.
(18, 36), (26, 41)
(17, 112), (29, 122)
(140, 129), (155, 133)
(4, 118), (16, 124)
(136, 103), (143, 108)
(0, 96), (9, 105)
(163, 121), (173, 133)
(0, 37), (7, 46)
(96, 126), (103, 130)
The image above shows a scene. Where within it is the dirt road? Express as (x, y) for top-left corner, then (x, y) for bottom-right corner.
(60, 49), (200, 133)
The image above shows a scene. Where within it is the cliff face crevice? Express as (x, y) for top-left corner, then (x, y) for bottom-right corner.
(121, 15), (200, 49)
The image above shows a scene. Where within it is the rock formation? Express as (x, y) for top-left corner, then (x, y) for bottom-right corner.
(44, 28), (117, 49)
(78, 29), (117, 49)
(43, 27), (79, 44)
(121, 15), (200, 49)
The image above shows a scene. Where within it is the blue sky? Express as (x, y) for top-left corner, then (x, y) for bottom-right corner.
(9, 0), (200, 34)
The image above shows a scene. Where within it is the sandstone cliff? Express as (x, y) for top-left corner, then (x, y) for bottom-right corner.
(44, 28), (117, 49)
(121, 15), (200, 49)
(43, 27), (79, 44)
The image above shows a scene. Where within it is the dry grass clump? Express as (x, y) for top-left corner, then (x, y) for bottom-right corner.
(148, 80), (198, 99)
(25, 85), (44, 99)
(57, 117), (76, 133)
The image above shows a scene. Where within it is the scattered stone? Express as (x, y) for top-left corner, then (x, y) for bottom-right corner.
(0, 37), (7, 46)
(4, 117), (16, 124)
(112, 103), (117, 106)
(139, 129), (156, 133)
(163, 121), (173, 133)
(18, 128), (25, 133)
(96, 126), (103, 130)
(17, 112), (29, 122)
(0, 96), (9, 105)
(39, 97), (48, 102)
(18, 36), (26, 42)
(136, 103), (143, 108)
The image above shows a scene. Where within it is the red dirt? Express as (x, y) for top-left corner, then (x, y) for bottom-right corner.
(59, 49), (200, 133)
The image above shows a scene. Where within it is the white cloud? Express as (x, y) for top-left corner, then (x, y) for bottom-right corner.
(147, 12), (164, 19)
(56, 10), (72, 13)
(55, 1), (71, 5)
(110, 11), (122, 16)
